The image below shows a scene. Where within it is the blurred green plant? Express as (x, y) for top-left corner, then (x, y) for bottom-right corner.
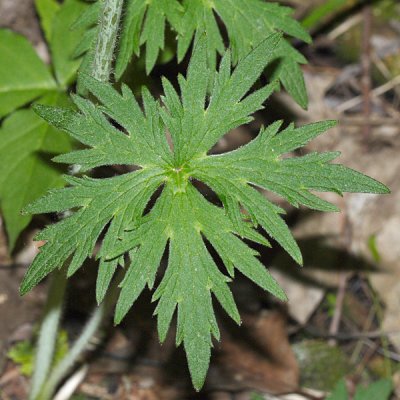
(368, 234), (382, 263)
(8, 330), (69, 377)
(326, 292), (338, 318)
(250, 393), (264, 400)
(0, 0), (90, 249)
(302, 0), (350, 30)
(327, 378), (393, 400)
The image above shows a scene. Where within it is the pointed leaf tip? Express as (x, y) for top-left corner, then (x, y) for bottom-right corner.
(375, 182), (390, 195)
(325, 119), (339, 129)
(32, 103), (50, 117)
(19, 279), (31, 296)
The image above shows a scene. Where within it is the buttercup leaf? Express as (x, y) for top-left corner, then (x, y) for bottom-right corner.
(21, 34), (389, 389)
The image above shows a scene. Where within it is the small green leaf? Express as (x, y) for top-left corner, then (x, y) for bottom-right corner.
(368, 234), (381, 263)
(326, 379), (348, 400)
(250, 394), (264, 400)
(327, 378), (393, 400)
(7, 340), (35, 376)
(81, 0), (311, 106)
(116, 0), (183, 77)
(50, 0), (90, 87)
(354, 379), (393, 400)
(71, 1), (101, 94)
(35, 0), (61, 44)
(178, 0), (311, 107)
(0, 29), (56, 117)
(0, 92), (72, 249)
(8, 330), (69, 377)
(270, 40), (309, 109)
(302, 0), (349, 30)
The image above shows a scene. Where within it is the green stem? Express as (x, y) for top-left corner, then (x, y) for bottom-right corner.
(92, 0), (124, 82)
(30, 1), (125, 398)
(37, 302), (108, 399)
(30, 268), (67, 400)
(36, 273), (122, 400)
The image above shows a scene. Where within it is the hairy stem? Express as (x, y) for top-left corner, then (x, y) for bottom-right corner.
(29, 268), (67, 400)
(31, 1), (125, 399)
(92, 0), (124, 81)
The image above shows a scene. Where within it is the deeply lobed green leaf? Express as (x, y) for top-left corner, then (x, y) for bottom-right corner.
(78, 0), (311, 107)
(21, 34), (388, 389)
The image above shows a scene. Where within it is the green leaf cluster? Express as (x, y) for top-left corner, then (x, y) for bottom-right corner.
(21, 34), (388, 389)
(8, 330), (69, 377)
(77, 0), (311, 107)
(0, 0), (90, 248)
(327, 378), (392, 400)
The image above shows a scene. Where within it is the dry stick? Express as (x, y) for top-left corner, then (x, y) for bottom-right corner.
(342, 285), (393, 378)
(355, 341), (379, 377)
(53, 366), (88, 400)
(328, 204), (352, 347)
(308, 328), (400, 341)
(328, 13), (363, 41)
(371, 52), (400, 102)
(373, 93), (400, 119)
(335, 75), (400, 113)
(350, 306), (375, 364)
(341, 116), (400, 126)
(367, 280), (393, 376)
(364, 340), (400, 363)
(328, 273), (348, 346)
(361, 4), (372, 140)
(339, 314), (377, 380)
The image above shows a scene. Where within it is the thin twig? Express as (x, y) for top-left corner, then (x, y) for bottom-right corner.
(361, 4), (372, 139)
(341, 116), (400, 126)
(328, 205), (352, 346)
(328, 13), (363, 41)
(350, 306), (375, 364)
(355, 341), (378, 376)
(53, 365), (88, 400)
(328, 272), (348, 346)
(371, 52), (400, 100)
(306, 328), (400, 341)
(335, 75), (400, 113)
